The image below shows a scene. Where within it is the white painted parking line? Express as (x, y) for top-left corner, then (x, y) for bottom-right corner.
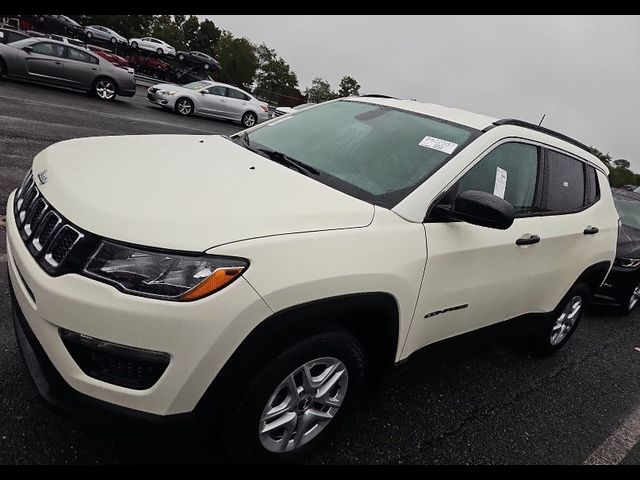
(584, 403), (640, 465)
(0, 94), (215, 134)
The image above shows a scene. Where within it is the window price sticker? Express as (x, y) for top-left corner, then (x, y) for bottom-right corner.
(418, 136), (458, 154)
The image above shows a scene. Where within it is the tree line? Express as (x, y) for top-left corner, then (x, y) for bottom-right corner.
(70, 15), (361, 102)
(590, 147), (638, 189)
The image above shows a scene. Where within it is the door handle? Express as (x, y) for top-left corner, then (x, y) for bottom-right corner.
(91, 67), (97, 70)
(516, 233), (541, 246)
(583, 226), (599, 235)
(55, 61), (62, 65)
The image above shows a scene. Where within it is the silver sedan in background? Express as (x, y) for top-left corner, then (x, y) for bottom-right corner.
(0, 37), (136, 100)
(147, 80), (270, 127)
(83, 25), (128, 45)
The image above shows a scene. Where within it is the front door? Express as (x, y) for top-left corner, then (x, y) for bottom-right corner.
(404, 141), (548, 353)
(24, 41), (67, 85)
(199, 85), (227, 117)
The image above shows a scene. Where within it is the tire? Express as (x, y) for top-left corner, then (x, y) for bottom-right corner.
(223, 330), (367, 464)
(204, 63), (210, 70)
(241, 111), (258, 128)
(86, 31), (93, 39)
(110, 37), (117, 45)
(617, 280), (640, 316)
(156, 48), (163, 55)
(93, 77), (117, 101)
(174, 97), (194, 116)
(529, 283), (589, 356)
(178, 54), (185, 61)
(131, 41), (138, 49)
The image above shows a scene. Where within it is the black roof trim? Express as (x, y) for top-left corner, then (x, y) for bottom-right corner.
(359, 94), (400, 99)
(486, 119), (593, 156)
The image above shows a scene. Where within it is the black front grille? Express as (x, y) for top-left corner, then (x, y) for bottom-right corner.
(14, 169), (94, 275)
(149, 87), (158, 94)
(59, 329), (170, 390)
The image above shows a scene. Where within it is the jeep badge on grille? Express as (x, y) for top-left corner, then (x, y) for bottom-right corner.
(37, 170), (48, 185)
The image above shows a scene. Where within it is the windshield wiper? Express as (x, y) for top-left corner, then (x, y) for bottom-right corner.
(256, 148), (320, 176)
(235, 134), (320, 176)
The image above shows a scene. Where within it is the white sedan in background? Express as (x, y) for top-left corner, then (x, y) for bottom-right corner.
(129, 36), (176, 56)
(147, 80), (270, 127)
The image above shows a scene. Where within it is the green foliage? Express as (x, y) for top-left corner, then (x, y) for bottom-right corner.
(337, 75), (360, 97)
(591, 146), (639, 188)
(254, 43), (298, 102)
(306, 77), (336, 103)
(214, 31), (259, 89)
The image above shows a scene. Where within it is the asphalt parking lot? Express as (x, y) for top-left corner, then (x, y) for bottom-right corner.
(1, 80), (640, 465)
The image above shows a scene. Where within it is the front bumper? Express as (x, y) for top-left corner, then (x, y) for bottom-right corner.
(6, 190), (272, 416)
(146, 90), (176, 108)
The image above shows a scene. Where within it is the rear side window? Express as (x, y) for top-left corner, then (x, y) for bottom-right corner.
(226, 88), (250, 101)
(543, 150), (587, 212)
(584, 165), (599, 206)
(453, 142), (540, 215)
(67, 48), (98, 64)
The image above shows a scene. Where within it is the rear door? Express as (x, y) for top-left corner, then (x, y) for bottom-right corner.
(63, 46), (99, 89)
(224, 87), (251, 120)
(24, 41), (67, 84)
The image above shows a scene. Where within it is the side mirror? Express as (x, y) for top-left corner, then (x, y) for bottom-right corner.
(23, 45), (33, 53)
(200, 90), (207, 94)
(435, 190), (515, 230)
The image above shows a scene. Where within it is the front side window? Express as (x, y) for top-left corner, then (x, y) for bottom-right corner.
(206, 85), (226, 96)
(32, 42), (66, 57)
(452, 142), (540, 215)
(543, 150), (586, 212)
(243, 100), (477, 207)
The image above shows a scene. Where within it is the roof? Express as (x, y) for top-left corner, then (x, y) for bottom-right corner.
(352, 97), (498, 130)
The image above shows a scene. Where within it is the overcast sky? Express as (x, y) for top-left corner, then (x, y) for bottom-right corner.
(201, 15), (640, 169)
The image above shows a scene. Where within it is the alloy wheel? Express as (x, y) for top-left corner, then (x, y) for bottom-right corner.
(258, 357), (348, 453)
(176, 99), (193, 115)
(243, 113), (256, 127)
(95, 80), (115, 100)
(550, 295), (582, 345)
(628, 284), (640, 311)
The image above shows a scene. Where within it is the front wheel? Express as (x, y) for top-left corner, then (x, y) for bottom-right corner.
(203, 63), (210, 70)
(110, 37), (117, 45)
(93, 78), (117, 101)
(156, 48), (163, 55)
(175, 97), (194, 116)
(224, 330), (367, 463)
(131, 41), (138, 49)
(241, 111), (258, 128)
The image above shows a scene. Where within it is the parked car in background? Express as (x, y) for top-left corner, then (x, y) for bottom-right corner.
(0, 38), (136, 100)
(47, 34), (87, 48)
(24, 30), (47, 38)
(273, 102), (317, 117)
(6, 98), (617, 463)
(128, 54), (172, 80)
(84, 25), (127, 45)
(28, 15), (83, 37)
(129, 37), (176, 56)
(620, 184), (637, 191)
(147, 80), (269, 127)
(596, 188), (640, 314)
(86, 45), (130, 68)
(0, 27), (29, 45)
(176, 50), (221, 70)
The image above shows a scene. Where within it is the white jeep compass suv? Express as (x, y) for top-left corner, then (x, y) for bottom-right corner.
(6, 97), (618, 462)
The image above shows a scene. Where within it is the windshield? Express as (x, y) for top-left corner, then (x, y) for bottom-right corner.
(183, 81), (211, 90)
(614, 194), (640, 229)
(244, 100), (478, 207)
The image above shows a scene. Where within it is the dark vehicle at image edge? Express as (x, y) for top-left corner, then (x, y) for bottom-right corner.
(596, 188), (640, 314)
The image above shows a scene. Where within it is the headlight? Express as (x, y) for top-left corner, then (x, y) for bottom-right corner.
(614, 257), (640, 269)
(83, 241), (248, 301)
(160, 90), (177, 96)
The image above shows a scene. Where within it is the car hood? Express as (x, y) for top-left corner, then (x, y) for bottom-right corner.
(31, 135), (375, 252)
(617, 224), (640, 259)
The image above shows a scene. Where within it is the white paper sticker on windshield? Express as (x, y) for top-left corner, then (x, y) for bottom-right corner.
(494, 167), (507, 199)
(418, 136), (458, 154)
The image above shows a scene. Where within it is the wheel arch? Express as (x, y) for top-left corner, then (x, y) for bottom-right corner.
(193, 292), (399, 417)
(574, 260), (612, 300)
